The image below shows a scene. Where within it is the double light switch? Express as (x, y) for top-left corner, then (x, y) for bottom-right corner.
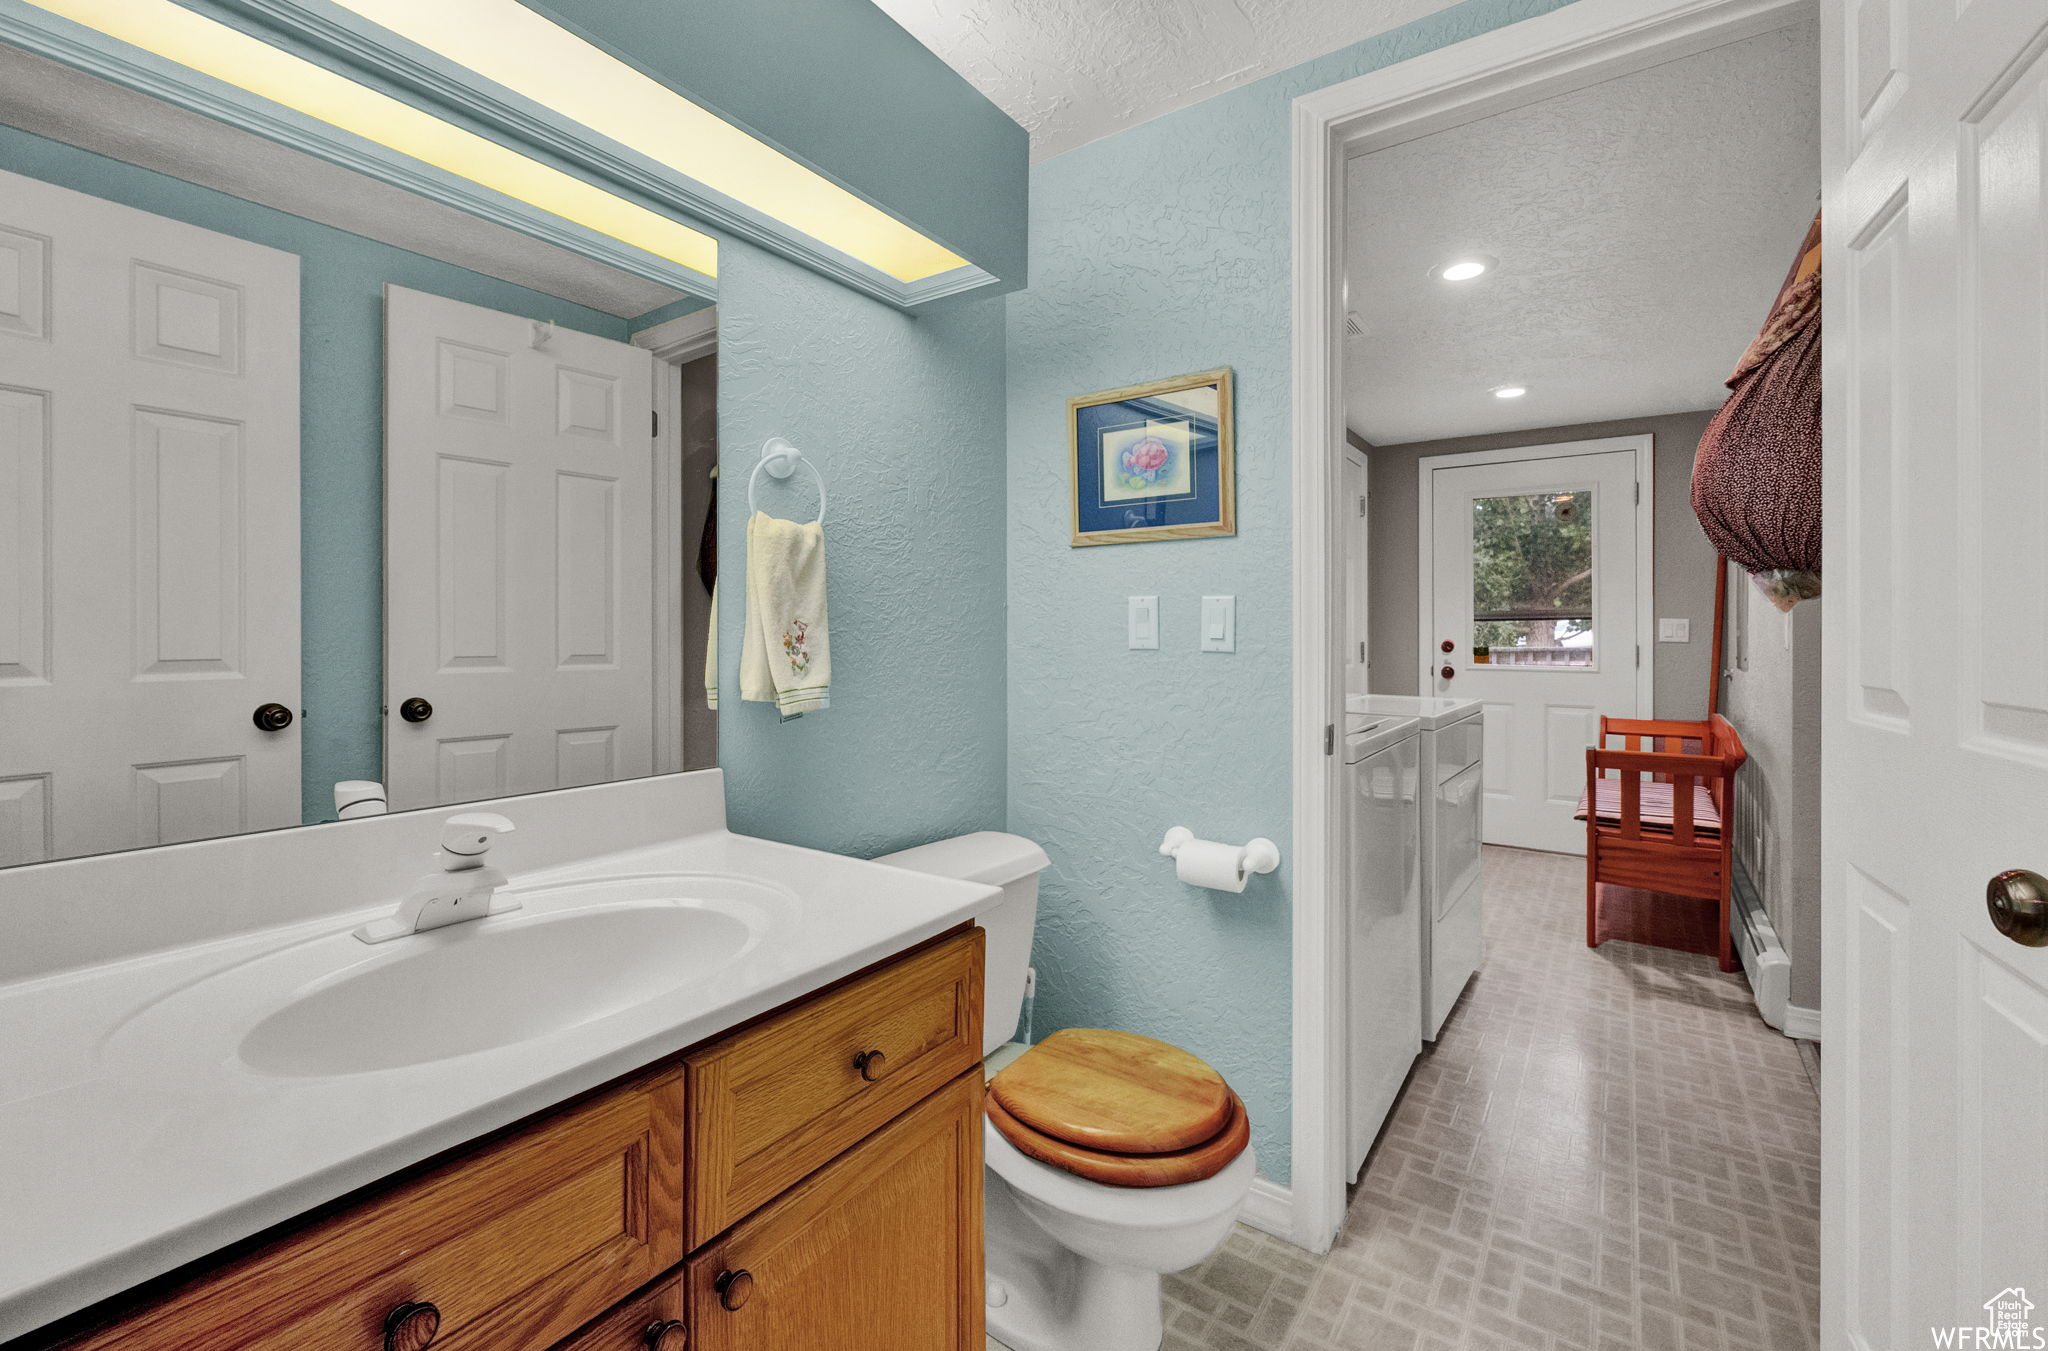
(1127, 595), (1236, 651)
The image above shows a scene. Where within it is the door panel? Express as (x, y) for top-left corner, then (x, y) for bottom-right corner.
(0, 169), (299, 865)
(1824, 0), (2048, 1340)
(384, 284), (655, 811)
(1425, 443), (1642, 853)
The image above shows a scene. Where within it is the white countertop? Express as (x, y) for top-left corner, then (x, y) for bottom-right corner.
(0, 827), (995, 1342)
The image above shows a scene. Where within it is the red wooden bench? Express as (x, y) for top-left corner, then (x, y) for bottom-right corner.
(1577, 714), (1747, 971)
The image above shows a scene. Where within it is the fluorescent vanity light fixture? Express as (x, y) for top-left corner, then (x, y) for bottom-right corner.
(329, 0), (973, 283)
(1491, 385), (1529, 399)
(1432, 255), (1495, 282)
(26, 0), (720, 278)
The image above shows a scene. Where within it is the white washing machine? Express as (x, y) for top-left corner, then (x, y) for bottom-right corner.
(1349, 695), (1484, 1041)
(1343, 712), (1421, 1181)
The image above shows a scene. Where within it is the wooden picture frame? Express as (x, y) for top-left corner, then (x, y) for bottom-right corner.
(1068, 368), (1235, 546)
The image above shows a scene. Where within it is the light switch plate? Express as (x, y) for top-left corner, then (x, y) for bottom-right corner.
(1128, 595), (1159, 650)
(1200, 595), (1236, 652)
(1658, 617), (1691, 643)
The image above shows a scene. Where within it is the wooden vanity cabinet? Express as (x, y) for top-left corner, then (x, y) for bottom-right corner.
(43, 928), (984, 1351)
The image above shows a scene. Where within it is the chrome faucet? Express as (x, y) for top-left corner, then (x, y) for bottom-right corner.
(354, 812), (518, 943)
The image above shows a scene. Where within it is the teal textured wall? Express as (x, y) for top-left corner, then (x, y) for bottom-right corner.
(715, 236), (1009, 854)
(527, 0), (1028, 288)
(0, 127), (627, 827)
(1006, 0), (1583, 1186)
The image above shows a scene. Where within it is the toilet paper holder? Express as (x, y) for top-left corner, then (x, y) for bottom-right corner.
(1158, 827), (1281, 888)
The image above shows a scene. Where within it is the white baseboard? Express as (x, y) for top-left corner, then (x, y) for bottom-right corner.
(1783, 1002), (1821, 1041)
(1237, 1175), (1294, 1242)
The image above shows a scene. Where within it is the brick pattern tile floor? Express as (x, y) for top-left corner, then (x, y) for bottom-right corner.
(990, 845), (1821, 1350)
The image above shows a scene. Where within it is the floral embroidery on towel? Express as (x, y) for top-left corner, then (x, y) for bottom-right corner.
(782, 619), (812, 677)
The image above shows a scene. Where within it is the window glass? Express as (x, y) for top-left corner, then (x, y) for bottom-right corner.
(1472, 490), (1593, 666)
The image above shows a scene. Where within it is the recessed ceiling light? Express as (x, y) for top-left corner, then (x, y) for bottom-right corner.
(1492, 385), (1528, 399)
(1433, 255), (1495, 282)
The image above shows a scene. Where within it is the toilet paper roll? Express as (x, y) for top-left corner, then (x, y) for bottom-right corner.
(1175, 838), (1249, 893)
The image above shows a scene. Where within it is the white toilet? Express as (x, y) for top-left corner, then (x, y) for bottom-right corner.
(879, 832), (1256, 1351)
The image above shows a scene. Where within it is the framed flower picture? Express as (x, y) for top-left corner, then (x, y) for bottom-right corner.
(1069, 368), (1235, 547)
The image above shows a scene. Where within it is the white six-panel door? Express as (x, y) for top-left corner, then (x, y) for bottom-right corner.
(1424, 441), (1646, 854)
(0, 169), (300, 866)
(1823, 0), (2048, 1343)
(383, 285), (655, 811)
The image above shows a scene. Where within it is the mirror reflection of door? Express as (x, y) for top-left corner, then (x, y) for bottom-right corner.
(1422, 438), (1647, 853)
(383, 284), (674, 812)
(0, 169), (302, 866)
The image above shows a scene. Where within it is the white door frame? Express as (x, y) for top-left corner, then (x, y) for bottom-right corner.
(1414, 436), (1655, 712)
(1285, 0), (1811, 1253)
(631, 307), (718, 776)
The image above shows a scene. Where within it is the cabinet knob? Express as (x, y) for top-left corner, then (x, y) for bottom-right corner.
(714, 1268), (754, 1312)
(853, 1048), (887, 1082)
(383, 1301), (440, 1351)
(399, 697), (434, 723)
(1439, 665), (1456, 681)
(643, 1319), (687, 1351)
(1440, 639), (1455, 653)
(252, 702), (295, 732)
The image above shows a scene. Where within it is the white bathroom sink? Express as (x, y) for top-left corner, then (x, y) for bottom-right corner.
(241, 903), (753, 1076)
(101, 874), (790, 1080)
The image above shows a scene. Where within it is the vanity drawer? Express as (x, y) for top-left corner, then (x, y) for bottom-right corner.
(63, 1069), (684, 1351)
(684, 928), (983, 1241)
(553, 1271), (686, 1351)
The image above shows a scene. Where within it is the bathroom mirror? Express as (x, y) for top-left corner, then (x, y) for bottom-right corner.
(0, 41), (719, 868)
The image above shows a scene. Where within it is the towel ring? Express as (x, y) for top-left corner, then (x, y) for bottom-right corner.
(746, 437), (827, 524)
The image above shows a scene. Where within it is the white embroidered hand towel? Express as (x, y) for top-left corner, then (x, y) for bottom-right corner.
(740, 511), (829, 714)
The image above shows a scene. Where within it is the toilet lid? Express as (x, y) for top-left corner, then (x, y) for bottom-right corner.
(989, 1028), (1234, 1155)
(986, 1089), (1251, 1189)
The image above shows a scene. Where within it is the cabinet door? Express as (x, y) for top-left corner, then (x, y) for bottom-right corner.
(685, 1071), (982, 1351)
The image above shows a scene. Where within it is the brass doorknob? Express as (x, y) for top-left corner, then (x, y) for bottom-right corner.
(714, 1268), (754, 1312)
(399, 697), (433, 723)
(383, 1301), (441, 1351)
(853, 1048), (887, 1082)
(643, 1319), (687, 1351)
(1987, 869), (2048, 947)
(1440, 665), (1456, 681)
(252, 702), (294, 732)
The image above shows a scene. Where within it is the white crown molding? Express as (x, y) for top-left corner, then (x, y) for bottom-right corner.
(632, 307), (719, 364)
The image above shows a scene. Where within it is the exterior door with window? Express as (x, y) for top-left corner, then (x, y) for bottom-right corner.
(1425, 440), (1644, 853)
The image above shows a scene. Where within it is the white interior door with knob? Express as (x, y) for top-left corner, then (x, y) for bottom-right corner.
(1420, 437), (1650, 854)
(1823, 0), (2048, 1342)
(383, 284), (655, 812)
(0, 169), (300, 866)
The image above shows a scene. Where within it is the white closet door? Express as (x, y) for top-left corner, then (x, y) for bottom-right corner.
(383, 284), (655, 811)
(0, 169), (300, 865)
(1823, 0), (2048, 1342)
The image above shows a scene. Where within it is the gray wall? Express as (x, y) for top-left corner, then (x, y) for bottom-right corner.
(1363, 410), (1722, 719)
(1721, 571), (1823, 1012)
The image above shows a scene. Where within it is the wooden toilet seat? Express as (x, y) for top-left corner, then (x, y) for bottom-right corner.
(985, 1029), (1250, 1188)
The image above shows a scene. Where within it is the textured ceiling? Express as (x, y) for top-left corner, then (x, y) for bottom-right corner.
(872, 0), (1451, 160)
(1346, 20), (1819, 446)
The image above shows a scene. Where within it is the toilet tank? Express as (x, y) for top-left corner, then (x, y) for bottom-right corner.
(875, 831), (1049, 1056)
